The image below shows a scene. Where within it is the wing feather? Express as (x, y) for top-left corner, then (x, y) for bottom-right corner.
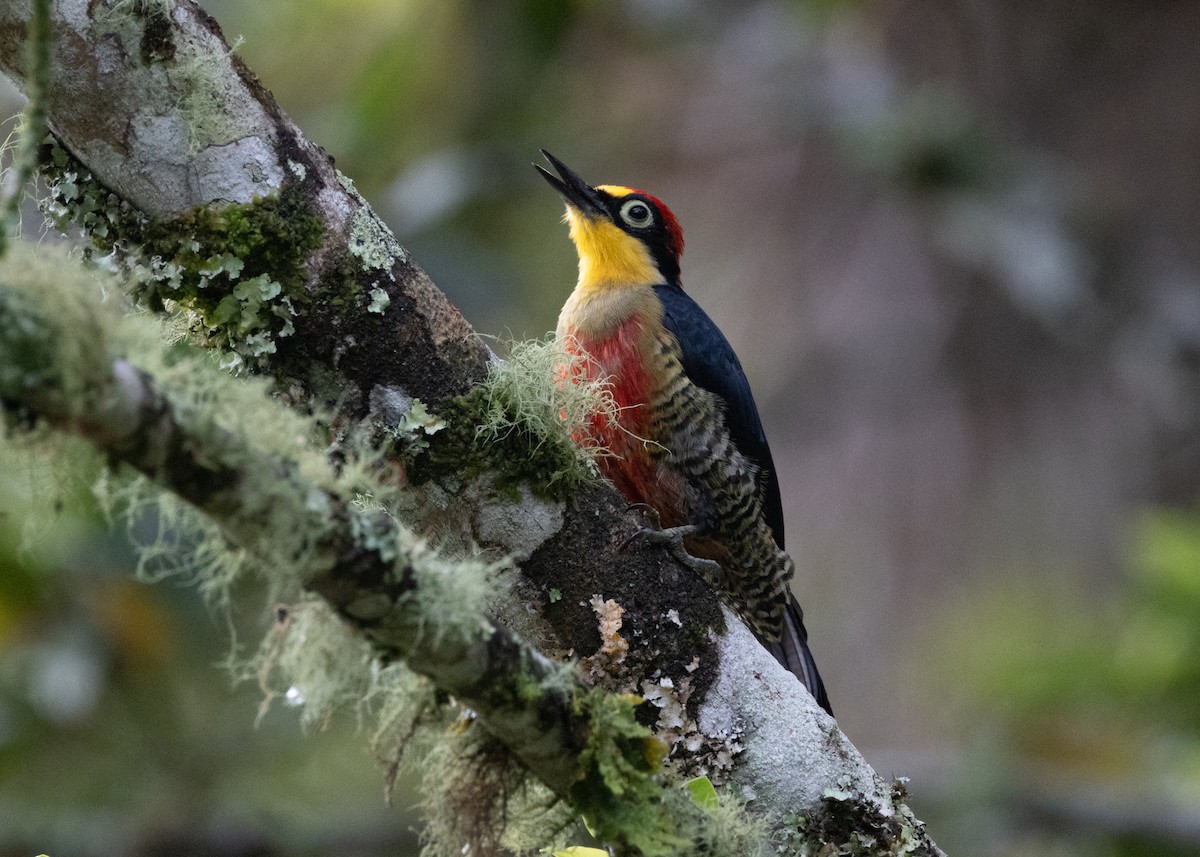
(653, 283), (786, 548)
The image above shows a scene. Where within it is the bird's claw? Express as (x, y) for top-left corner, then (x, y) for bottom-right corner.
(623, 502), (662, 530)
(619, 503), (668, 550)
(621, 513), (722, 578)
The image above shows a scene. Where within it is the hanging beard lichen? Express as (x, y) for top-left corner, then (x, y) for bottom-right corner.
(414, 720), (578, 857)
(0, 238), (792, 856)
(401, 338), (620, 502)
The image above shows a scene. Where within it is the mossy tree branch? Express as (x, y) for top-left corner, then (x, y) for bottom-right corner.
(0, 265), (697, 854)
(0, 0), (733, 777)
(2, 0), (489, 402)
(0, 2), (948, 855)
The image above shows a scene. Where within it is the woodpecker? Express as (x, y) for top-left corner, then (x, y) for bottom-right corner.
(536, 151), (831, 715)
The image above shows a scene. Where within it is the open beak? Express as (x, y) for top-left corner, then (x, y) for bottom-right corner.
(535, 150), (607, 217)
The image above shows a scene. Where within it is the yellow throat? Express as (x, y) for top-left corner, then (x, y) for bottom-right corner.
(565, 185), (661, 293)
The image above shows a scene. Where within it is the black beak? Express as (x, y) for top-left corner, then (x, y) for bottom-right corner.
(535, 150), (607, 216)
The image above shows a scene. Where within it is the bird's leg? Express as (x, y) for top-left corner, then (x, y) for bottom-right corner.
(621, 504), (722, 579)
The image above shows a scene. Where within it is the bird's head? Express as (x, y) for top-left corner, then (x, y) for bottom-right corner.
(536, 150), (684, 292)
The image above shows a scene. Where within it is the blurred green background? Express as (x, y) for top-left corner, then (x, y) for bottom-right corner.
(2, 1), (1199, 854)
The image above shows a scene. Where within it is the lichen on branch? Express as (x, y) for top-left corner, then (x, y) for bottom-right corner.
(0, 241), (736, 856)
(401, 338), (620, 502)
(38, 137), (326, 365)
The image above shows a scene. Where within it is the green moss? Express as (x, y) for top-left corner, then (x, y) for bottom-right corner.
(38, 137), (325, 366)
(408, 385), (584, 501)
(550, 734), (769, 857)
(570, 688), (683, 856)
(402, 339), (617, 502)
(132, 188), (323, 330)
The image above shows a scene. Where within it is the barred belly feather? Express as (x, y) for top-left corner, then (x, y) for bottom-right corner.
(560, 286), (791, 640)
(645, 331), (792, 639)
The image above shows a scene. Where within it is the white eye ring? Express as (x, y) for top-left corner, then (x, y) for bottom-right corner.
(620, 199), (653, 228)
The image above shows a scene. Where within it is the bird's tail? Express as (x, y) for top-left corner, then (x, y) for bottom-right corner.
(765, 593), (832, 716)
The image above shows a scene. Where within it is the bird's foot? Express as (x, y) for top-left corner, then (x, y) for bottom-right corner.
(622, 506), (721, 579)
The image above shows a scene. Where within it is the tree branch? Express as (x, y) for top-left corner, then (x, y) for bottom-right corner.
(0, 2), (946, 854)
(0, 262), (699, 853)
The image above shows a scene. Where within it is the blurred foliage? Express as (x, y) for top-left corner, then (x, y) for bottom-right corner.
(0, 435), (418, 856)
(937, 509), (1200, 755)
(841, 84), (999, 194)
(924, 508), (1200, 856)
(222, 0), (585, 190)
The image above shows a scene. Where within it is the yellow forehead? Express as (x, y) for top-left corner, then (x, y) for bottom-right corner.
(596, 184), (636, 198)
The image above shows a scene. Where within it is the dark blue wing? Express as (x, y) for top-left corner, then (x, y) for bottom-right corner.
(653, 283), (786, 548)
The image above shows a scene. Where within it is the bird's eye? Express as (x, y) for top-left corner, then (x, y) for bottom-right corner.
(620, 199), (653, 228)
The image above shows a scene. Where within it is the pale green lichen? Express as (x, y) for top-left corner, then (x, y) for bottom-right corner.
(414, 553), (511, 648)
(349, 206), (403, 272)
(39, 142), (128, 243)
(0, 242), (330, 607)
(0, 244), (117, 408)
(405, 338), (618, 500)
(0, 434), (100, 552)
(253, 599), (376, 730)
(640, 668), (745, 785)
(0, 235), (502, 696)
(38, 137), (323, 367)
(0, 242), (788, 856)
(414, 719), (574, 857)
(171, 35), (254, 153)
(97, 475), (250, 606)
(394, 399), (446, 452)
(337, 168), (406, 275)
(367, 285), (390, 314)
(336, 170), (359, 196)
